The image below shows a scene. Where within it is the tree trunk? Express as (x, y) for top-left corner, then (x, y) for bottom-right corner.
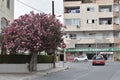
(1, 43), (6, 55)
(29, 52), (37, 72)
(53, 51), (56, 68)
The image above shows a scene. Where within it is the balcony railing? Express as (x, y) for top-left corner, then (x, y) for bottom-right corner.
(64, 0), (81, 1)
(113, 24), (119, 30)
(114, 0), (119, 4)
(64, 1), (82, 6)
(64, 38), (120, 44)
(113, 12), (119, 16)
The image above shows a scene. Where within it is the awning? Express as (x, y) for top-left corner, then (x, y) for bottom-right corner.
(100, 52), (113, 54)
(64, 48), (120, 52)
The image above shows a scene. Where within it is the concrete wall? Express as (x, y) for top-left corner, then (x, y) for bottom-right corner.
(37, 63), (53, 71)
(0, 64), (29, 73)
(0, 63), (53, 73)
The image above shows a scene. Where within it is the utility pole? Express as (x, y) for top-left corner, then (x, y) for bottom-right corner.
(52, 0), (55, 68)
(52, 0), (55, 17)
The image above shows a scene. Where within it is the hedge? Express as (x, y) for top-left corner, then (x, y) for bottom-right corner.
(0, 55), (53, 64)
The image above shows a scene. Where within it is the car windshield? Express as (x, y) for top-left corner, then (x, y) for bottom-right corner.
(93, 56), (104, 60)
(77, 56), (86, 58)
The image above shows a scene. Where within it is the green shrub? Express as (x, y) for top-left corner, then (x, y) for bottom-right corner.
(37, 55), (53, 63)
(0, 55), (53, 64)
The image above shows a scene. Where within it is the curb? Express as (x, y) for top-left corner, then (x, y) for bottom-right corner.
(45, 67), (70, 75)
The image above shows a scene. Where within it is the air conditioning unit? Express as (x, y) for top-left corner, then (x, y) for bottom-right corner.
(76, 25), (80, 28)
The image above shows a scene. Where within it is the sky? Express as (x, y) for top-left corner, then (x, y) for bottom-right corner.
(14, 0), (63, 22)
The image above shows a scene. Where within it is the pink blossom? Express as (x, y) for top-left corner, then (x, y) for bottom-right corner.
(2, 12), (63, 54)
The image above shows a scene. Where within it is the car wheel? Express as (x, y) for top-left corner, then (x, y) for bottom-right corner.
(74, 59), (78, 62)
(84, 59), (88, 62)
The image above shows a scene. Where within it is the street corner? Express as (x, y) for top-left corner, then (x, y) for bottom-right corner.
(43, 66), (70, 76)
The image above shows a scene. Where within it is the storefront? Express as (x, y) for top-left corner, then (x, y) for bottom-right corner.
(64, 48), (120, 61)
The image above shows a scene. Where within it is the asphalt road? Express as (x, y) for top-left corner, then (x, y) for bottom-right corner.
(32, 61), (120, 80)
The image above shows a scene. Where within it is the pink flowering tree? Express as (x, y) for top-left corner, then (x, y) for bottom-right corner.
(2, 12), (63, 71)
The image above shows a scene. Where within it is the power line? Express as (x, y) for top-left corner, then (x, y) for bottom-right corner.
(16, 0), (44, 13)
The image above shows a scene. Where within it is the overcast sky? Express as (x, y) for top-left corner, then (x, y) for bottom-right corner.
(14, 0), (63, 22)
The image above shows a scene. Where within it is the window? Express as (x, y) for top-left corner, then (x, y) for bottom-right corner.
(7, 0), (10, 9)
(89, 32), (95, 35)
(99, 18), (112, 25)
(113, 4), (119, 12)
(114, 17), (119, 25)
(99, 5), (112, 12)
(1, 17), (8, 29)
(69, 34), (76, 39)
(109, 44), (112, 47)
(87, 19), (95, 24)
(87, 7), (94, 12)
(88, 44), (91, 47)
(114, 32), (119, 38)
(65, 19), (80, 26)
(64, 7), (80, 13)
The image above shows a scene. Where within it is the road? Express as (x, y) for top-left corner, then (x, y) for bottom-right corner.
(32, 61), (120, 80)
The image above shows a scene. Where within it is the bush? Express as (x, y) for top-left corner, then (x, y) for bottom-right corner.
(0, 55), (53, 64)
(37, 55), (53, 63)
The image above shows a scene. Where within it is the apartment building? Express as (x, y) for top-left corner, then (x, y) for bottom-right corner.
(0, 0), (14, 32)
(63, 0), (120, 61)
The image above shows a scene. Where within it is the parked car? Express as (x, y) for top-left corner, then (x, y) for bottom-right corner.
(92, 55), (105, 65)
(74, 55), (88, 62)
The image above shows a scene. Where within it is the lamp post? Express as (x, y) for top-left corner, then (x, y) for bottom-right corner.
(52, 0), (55, 17)
(52, 0), (56, 68)
(95, 19), (98, 56)
(96, 39), (97, 55)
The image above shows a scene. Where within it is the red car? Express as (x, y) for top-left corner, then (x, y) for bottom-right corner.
(92, 55), (105, 65)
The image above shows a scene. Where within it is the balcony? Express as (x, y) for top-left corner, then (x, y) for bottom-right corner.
(64, 1), (81, 6)
(64, 25), (116, 32)
(64, 13), (81, 19)
(114, 38), (120, 43)
(64, 0), (94, 3)
(95, 0), (113, 3)
(99, 5), (112, 12)
(64, 6), (80, 13)
(99, 18), (112, 25)
(64, 0), (82, 1)
(113, 24), (119, 30)
(64, 25), (81, 32)
(65, 38), (95, 44)
(114, 0), (119, 4)
(64, 38), (120, 44)
(113, 12), (119, 16)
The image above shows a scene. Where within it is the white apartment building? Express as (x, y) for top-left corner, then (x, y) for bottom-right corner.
(0, 0), (14, 32)
(63, 0), (120, 61)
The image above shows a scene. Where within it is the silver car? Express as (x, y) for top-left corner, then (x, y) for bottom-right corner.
(74, 55), (88, 62)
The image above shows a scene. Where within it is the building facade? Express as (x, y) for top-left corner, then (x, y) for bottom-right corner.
(63, 0), (120, 61)
(0, 0), (14, 32)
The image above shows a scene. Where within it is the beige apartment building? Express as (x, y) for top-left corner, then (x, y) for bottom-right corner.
(0, 0), (14, 32)
(63, 0), (120, 61)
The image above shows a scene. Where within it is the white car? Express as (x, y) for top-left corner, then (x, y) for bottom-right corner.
(74, 55), (88, 62)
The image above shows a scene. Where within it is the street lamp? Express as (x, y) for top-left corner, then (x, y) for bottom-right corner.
(52, 0), (55, 17)
(51, 0), (63, 68)
(96, 39), (97, 56)
(52, 0), (56, 68)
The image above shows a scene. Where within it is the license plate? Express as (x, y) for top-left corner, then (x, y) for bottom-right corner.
(96, 61), (100, 63)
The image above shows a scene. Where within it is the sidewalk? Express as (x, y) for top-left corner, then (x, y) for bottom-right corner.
(0, 62), (70, 80)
